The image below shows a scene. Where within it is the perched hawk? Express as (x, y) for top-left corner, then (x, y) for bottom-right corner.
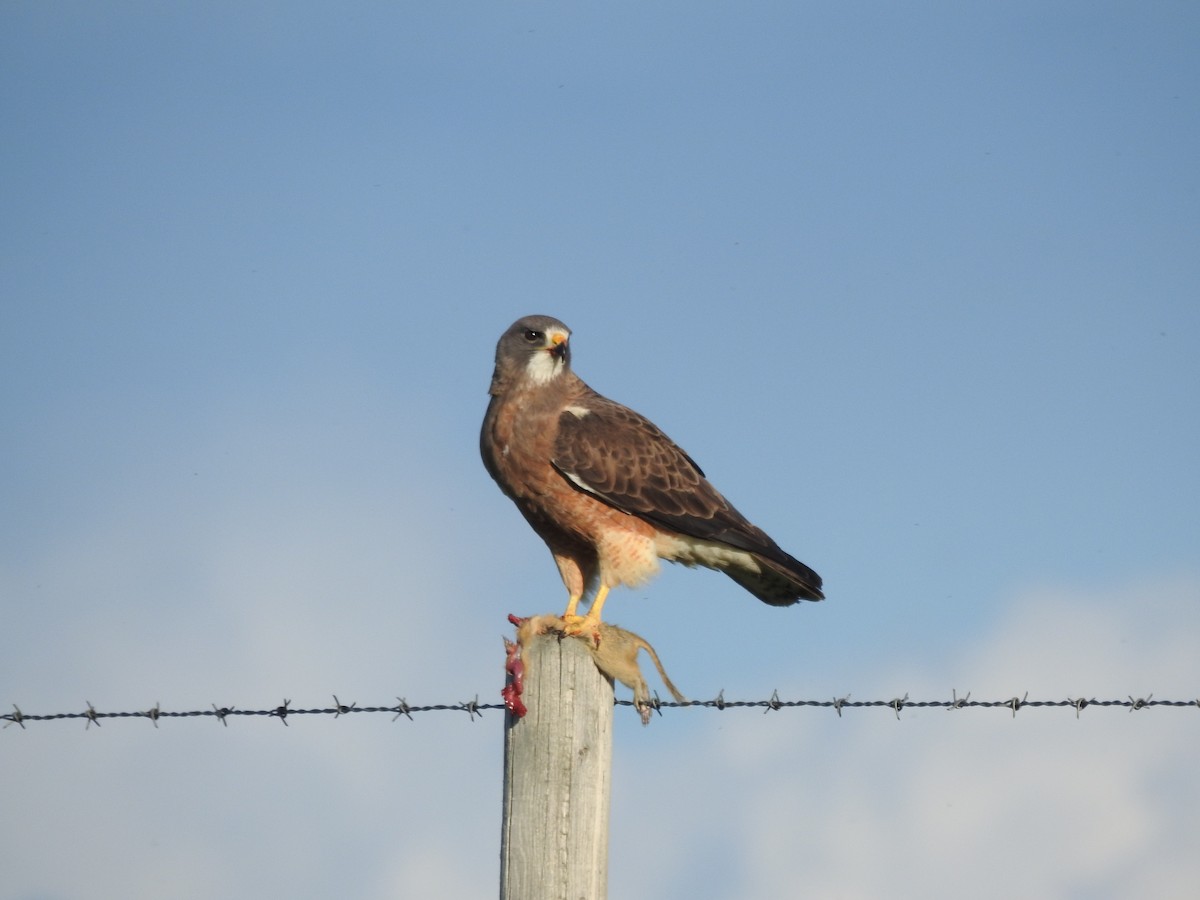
(481, 314), (823, 635)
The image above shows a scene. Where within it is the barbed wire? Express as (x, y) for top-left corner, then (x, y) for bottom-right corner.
(4, 691), (1196, 729)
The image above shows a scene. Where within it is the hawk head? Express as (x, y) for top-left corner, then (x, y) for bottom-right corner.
(493, 315), (572, 387)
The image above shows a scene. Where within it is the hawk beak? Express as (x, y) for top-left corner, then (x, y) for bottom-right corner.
(548, 332), (569, 360)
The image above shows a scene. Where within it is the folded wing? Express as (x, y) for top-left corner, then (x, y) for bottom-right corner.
(551, 393), (823, 604)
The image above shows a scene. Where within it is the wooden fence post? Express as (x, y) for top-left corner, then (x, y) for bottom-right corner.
(500, 632), (613, 900)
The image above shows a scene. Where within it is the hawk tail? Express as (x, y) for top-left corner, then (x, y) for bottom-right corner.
(724, 552), (825, 606)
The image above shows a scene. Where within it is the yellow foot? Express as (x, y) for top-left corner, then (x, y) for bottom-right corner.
(561, 585), (609, 645)
(562, 613), (603, 646)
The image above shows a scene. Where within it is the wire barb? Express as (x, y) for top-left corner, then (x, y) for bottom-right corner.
(272, 699), (292, 726)
(1128, 694), (1152, 712)
(1006, 692), (1029, 718)
(638, 690), (666, 720)
(461, 696), (482, 721)
(391, 698), (413, 722)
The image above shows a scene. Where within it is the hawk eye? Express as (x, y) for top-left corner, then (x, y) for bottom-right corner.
(523, 330), (542, 343)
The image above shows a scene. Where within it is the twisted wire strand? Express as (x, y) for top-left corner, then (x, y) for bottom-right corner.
(5, 692), (1195, 729)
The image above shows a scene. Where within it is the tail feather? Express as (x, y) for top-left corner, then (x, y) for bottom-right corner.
(724, 553), (824, 606)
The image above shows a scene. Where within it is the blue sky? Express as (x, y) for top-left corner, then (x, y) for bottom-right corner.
(3, 4), (1198, 899)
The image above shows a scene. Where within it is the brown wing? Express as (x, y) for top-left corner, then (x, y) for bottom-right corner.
(550, 392), (822, 600)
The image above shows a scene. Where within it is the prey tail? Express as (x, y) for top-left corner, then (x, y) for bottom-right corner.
(637, 640), (686, 704)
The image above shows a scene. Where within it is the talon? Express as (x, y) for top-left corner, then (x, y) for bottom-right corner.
(560, 585), (609, 645)
(562, 613), (602, 647)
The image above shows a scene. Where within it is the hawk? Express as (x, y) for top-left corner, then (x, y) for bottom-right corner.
(481, 314), (823, 635)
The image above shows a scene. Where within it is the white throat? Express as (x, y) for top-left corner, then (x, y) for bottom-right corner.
(525, 350), (565, 385)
